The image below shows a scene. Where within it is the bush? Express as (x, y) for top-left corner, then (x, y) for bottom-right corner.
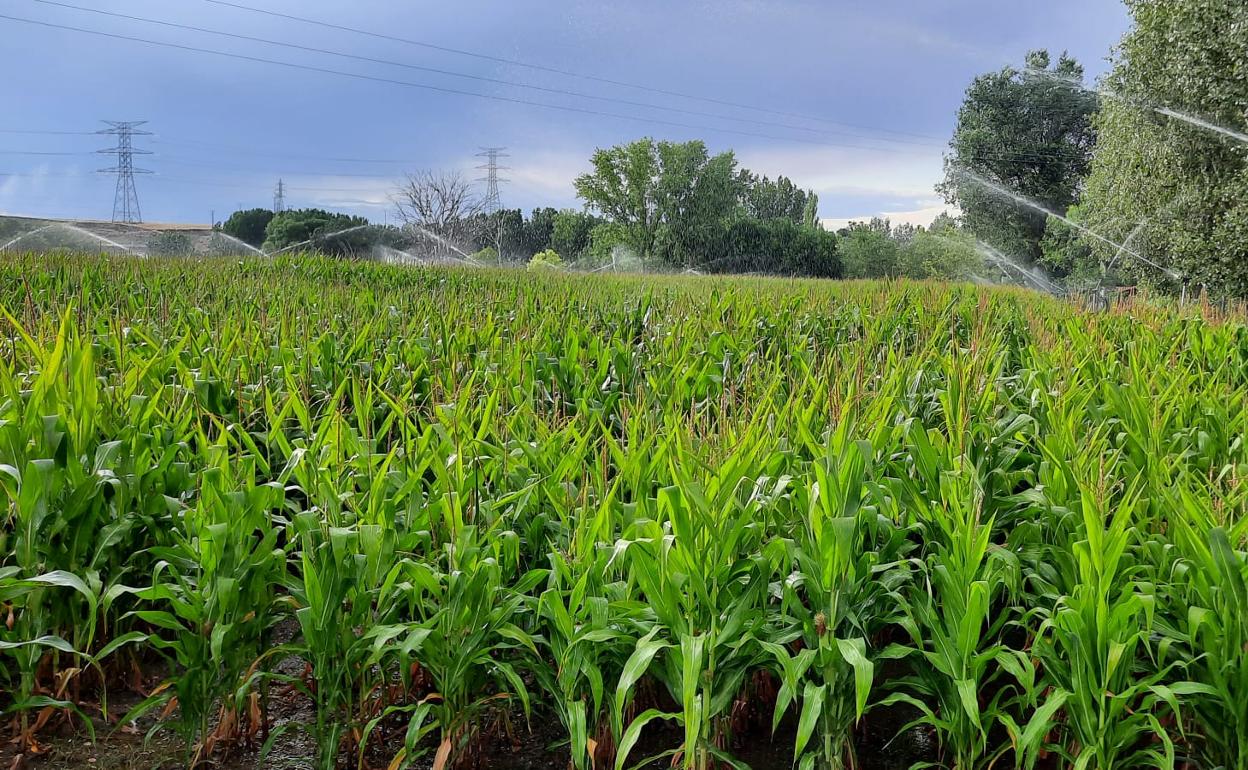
(146, 231), (193, 257)
(709, 217), (841, 278)
(220, 208), (274, 248)
(528, 249), (564, 270)
(262, 209), (370, 256)
(839, 227), (900, 279)
(472, 246), (500, 264)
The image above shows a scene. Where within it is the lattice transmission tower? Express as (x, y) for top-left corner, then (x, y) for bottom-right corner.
(274, 178), (286, 213)
(474, 147), (510, 213)
(97, 121), (152, 223)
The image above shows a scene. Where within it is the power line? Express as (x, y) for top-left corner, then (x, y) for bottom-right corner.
(197, 0), (946, 143)
(32, 0), (941, 148)
(0, 128), (97, 135)
(151, 140), (425, 164)
(0, 149), (93, 156)
(0, 13), (939, 155)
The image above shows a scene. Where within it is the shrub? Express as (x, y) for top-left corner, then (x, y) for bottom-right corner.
(528, 249), (564, 270)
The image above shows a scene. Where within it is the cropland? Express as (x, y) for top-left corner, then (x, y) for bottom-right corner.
(2, 253), (1247, 770)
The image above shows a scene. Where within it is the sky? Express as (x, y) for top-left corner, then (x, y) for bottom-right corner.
(1, 0), (1131, 228)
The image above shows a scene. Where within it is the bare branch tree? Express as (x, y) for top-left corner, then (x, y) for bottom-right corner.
(392, 170), (486, 257)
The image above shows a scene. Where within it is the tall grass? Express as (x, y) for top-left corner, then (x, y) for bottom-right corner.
(1, 252), (1246, 769)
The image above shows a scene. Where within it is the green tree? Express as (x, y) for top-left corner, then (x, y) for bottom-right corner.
(574, 138), (742, 267)
(262, 209), (369, 256)
(550, 210), (600, 261)
(1077, 0), (1248, 295)
(838, 219), (901, 279)
(939, 50), (1098, 264)
(740, 173), (816, 223)
(1038, 205), (1101, 286)
(220, 208), (274, 248)
(899, 221), (984, 281)
(525, 207), (559, 256)
(714, 217), (840, 277)
(146, 231), (194, 257)
(801, 194), (821, 228)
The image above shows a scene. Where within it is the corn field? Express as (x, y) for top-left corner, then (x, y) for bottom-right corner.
(2, 252), (1247, 770)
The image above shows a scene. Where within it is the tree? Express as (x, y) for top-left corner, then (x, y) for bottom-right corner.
(838, 219), (901, 279)
(574, 138), (742, 267)
(1038, 205), (1100, 285)
(801, 195), (821, 229)
(899, 221), (983, 281)
(550, 210), (600, 261)
(393, 170), (485, 256)
(146, 231), (194, 257)
(740, 173), (816, 223)
(262, 209), (369, 256)
(939, 50), (1098, 264)
(712, 217), (841, 278)
(220, 208), (274, 248)
(1077, 0), (1248, 295)
(525, 207), (558, 257)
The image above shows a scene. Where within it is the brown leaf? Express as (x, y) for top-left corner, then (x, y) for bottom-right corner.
(432, 737), (453, 770)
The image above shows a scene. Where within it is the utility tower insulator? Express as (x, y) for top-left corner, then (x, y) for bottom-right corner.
(96, 121), (152, 224)
(273, 179), (286, 213)
(474, 147), (510, 214)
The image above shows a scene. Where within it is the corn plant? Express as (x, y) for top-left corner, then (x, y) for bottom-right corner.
(535, 551), (638, 770)
(882, 425), (1022, 770)
(766, 436), (914, 770)
(0, 568), (100, 748)
(103, 451), (287, 764)
(613, 447), (784, 770)
(1161, 498), (1248, 770)
(369, 525), (547, 770)
(1019, 492), (1185, 770)
(281, 514), (405, 770)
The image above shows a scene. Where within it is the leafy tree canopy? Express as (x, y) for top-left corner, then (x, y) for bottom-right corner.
(1077, 0), (1248, 295)
(262, 209), (369, 256)
(939, 50), (1098, 265)
(574, 138), (742, 267)
(220, 208), (274, 248)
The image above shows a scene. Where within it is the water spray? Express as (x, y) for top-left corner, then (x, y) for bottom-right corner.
(264, 224), (375, 257)
(1027, 67), (1248, 147)
(0, 222), (135, 254)
(955, 167), (1180, 281)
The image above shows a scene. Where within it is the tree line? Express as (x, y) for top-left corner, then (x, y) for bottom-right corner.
(218, 0), (1247, 293)
(218, 139), (981, 280)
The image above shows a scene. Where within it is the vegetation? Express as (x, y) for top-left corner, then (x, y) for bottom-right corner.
(2, 252), (1247, 769)
(527, 248), (564, 269)
(1076, 0), (1248, 295)
(261, 209), (369, 255)
(219, 208), (275, 249)
(573, 137), (835, 274)
(145, 230), (194, 257)
(836, 216), (981, 281)
(939, 50), (1098, 267)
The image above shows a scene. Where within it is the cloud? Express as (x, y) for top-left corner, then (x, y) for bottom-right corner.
(0, 165), (86, 218)
(822, 203), (960, 232)
(503, 149), (592, 207)
(283, 176), (399, 217)
(735, 144), (946, 201)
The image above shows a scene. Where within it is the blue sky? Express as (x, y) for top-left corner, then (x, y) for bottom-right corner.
(1, 0), (1130, 227)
